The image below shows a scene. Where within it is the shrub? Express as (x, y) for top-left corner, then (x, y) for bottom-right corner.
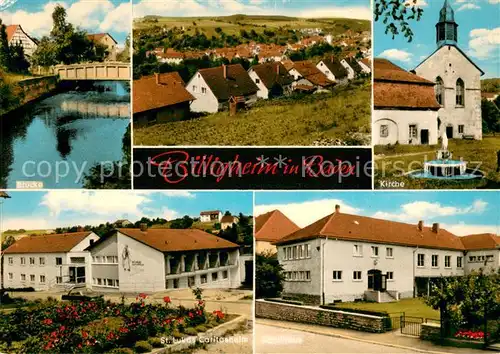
(148, 337), (163, 348)
(172, 329), (183, 339)
(195, 325), (207, 332)
(205, 322), (214, 329)
(134, 340), (153, 353)
(184, 327), (198, 336)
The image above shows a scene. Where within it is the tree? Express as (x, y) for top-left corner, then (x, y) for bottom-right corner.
(170, 215), (194, 229)
(374, 0), (424, 42)
(256, 253), (284, 298)
(0, 19), (10, 69)
(482, 99), (500, 134)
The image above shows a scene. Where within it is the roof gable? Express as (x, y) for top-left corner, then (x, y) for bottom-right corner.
(414, 45), (484, 76)
(319, 57), (348, 79)
(133, 72), (195, 114)
(292, 61), (334, 87)
(255, 210), (300, 243)
(460, 233), (500, 250)
(3, 232), (94, 254)
(198, 64), (259, 100)
(250, 62), (294, 89)
(275, 212), (466, 251)
(117, 228), (239, 252)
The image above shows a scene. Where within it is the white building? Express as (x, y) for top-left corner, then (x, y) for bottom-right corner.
(87, 227), (242, 292)
(6, 24), (38, 57)
(3, 231), (99, 291)
(273, 205), (499, 305)
(316, 57), (349, 85)
(200, 210), (222, 223)
(373, 58), (441, 145)
(288, 61), (335, 93)
(414, 0), (483, 140)
(220, 215), (239, 230)
(186, 64), (258, 113)
(248, 62), (294, 99)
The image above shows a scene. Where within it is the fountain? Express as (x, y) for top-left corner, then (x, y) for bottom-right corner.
(407, 131), (483, 180)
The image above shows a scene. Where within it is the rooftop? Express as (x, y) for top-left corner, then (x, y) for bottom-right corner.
(3, 232), (93, 254)
(255, 210), (300, 243)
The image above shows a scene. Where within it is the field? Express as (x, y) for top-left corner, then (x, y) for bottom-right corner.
(134, 80), (371, 146)
(335, 298), (440, 319)
(134, 14), (370, 36)
(374, 136), (500, 189)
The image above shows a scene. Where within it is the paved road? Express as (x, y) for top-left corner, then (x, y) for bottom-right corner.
(192, 328), (253, 354)
(255, 324), (416, 354)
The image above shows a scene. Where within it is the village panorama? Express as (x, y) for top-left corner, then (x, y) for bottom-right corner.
(132, 14), (371, 146)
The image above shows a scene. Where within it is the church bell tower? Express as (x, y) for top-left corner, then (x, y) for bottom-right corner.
(436, 0), (458, 48)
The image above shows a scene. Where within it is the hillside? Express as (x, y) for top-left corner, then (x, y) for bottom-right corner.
(134, 14), (371, 36)
(134, 80), (371, 146)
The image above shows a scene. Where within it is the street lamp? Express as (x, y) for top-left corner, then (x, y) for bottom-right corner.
(0, 191), (11, 305)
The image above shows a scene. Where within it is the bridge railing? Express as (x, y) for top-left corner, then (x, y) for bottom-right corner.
(54, 62), (131, 81)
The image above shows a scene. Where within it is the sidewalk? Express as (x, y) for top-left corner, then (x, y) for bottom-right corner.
(256, 318), (490, 354)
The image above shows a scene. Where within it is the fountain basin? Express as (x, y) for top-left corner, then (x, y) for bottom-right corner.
(424, 159), (467, 177)
(407, 168), (484, 180)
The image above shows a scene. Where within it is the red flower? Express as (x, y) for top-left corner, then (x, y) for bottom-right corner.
(139, 293), (148, 299)
(188, 312), (194, 318)
(42, 318), (53, 325)
(82, 331), (89, 339)
(198, 300), (204, 306)
(164, 296), (171, 303)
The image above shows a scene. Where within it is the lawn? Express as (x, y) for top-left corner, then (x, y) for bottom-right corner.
(374, 135), (500, 189)
(335, 298), (440, 319)
(134, 80), (371, 146)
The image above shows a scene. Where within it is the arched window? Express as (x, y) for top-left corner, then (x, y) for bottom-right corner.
(435, 77), (444, 105)
(456, 78), (465, 106)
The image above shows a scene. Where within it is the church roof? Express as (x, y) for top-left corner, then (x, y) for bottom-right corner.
(438, 0), (456, 23)
(374, 58), (441, 110)
(414, 45), (485, 76)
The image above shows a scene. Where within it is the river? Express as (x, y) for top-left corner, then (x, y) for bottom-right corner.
(0, 81), (130, 189)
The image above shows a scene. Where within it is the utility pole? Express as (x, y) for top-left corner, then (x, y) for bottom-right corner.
(0, 191), (11, 306)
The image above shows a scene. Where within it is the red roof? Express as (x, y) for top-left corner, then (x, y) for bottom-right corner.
(292, 61), (335, 87)
(198, 64), (259, 100)
(133, 72), (195, 114)
(274, 211), (466, 251)
(255, 210), (300, 243)
(3, 232), (93, 254)
(374, 58), (441, 110)
(87, 33), (117, 45)
(460, 233), (500, 250)
(6, 25), (18, 42)
(200, 210), (220, 215)
(117, 228), (239, 252)
(250, 62), (294, 89)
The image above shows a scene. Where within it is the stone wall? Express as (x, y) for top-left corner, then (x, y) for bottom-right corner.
(255, 300), (386, 333)
(15, 76), (58, 106)
(282, 292), (321, 305)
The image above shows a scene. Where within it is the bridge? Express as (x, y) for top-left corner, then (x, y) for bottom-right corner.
(54, 62), (130, 81)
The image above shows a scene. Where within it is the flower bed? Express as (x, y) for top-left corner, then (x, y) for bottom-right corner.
(0, 288), (229, 353)
(454, 329), (486, 341)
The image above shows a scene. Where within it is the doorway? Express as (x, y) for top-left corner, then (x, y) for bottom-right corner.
(446, 126), (453, 139)
(368, 269), (387, 291)
(420, 129), (429, 144)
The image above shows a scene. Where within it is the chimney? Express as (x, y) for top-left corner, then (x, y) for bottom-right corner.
(335, 204), (340, 213)
(418, 220), (424, 231)
(155, 73), (160, 85)
(432, 223), (440, 234)
(140, 223), (148, 232)
(222, 64), (227, 79)
(89, 239), (95, 246)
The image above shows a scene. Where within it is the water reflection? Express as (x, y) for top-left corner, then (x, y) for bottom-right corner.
(0, 81), (130, 189)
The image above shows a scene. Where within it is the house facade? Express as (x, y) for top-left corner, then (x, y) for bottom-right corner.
(316, 57), (349, 85)
(248, 62), (294, 99)
(186, 64), (258, 113)
(133, 72), (195, 126)
(2, 232), (100, 291)
(88, 227), (242, 292)
(288, 61), (335, 93)
(6, 24), (38, 57)
(200, 210), (222, 223)
(273, 205), (499, 305)
(87, 33), (118, 61)
(255, 210), (300, 255)
(414, 0), (483, 140)
(220, 215), (239, 230)
(373, 58), (441, 145)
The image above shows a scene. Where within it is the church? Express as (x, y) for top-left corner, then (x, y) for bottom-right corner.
(374, 0), (484, 145)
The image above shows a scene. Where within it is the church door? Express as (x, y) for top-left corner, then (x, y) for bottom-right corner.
(420, 130), (429, 145)
(446, 126), (454, 139)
